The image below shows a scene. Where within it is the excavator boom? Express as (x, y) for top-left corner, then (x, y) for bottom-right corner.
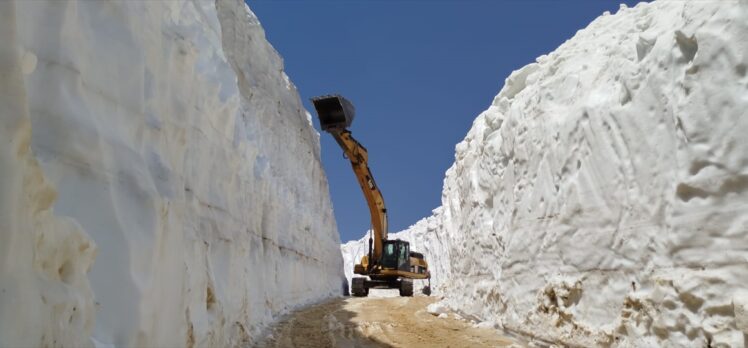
(328, 131), (388, 260)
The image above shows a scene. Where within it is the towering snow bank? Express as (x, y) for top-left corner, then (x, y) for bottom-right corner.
(344, 1), (748, 346)
(0, 0), (344, 346)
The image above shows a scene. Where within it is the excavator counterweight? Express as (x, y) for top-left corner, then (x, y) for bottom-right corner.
(311, 94), (431, 298)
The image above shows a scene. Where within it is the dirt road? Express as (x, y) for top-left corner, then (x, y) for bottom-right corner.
(256, 292), (522, 348)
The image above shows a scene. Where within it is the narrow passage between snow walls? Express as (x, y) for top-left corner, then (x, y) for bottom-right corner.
(343, 1), (748, 346)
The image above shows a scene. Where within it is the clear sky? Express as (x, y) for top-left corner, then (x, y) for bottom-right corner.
(248, 0), (645, 242)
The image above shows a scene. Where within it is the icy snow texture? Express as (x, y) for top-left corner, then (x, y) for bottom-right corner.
(0, 0), (344, 346)
(344, 1), (748, 346)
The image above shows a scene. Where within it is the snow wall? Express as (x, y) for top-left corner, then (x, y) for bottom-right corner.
(343, 1), (748, 346)
(0, 0), (344, 346)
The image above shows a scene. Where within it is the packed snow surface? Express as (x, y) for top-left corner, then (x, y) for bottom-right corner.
(343, 1), (748, 346)
(0, 0), (344, 346)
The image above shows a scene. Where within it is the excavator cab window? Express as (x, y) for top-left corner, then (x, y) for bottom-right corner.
(381, 240), (411, 271)
(381, 242), (398, 269)
(398, 242), (410, 272)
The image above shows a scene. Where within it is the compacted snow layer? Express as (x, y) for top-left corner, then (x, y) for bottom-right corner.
(344, 1), (748, 346)
(0, 0), (344, 346)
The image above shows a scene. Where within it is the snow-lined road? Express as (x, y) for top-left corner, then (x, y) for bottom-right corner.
(257, 294), (521, 348)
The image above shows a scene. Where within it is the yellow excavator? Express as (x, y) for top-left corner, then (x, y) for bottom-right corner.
(311, 95), (430, 297)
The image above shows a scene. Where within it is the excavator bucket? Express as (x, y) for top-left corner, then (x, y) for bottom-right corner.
(311, 95), (355, 132)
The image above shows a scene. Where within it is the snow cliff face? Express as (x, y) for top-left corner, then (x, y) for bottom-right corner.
(343, 1), (748, 346)
(0, 0), (344, 346)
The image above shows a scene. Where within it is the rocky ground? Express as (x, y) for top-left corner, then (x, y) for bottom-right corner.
(257, 292), (523, 348)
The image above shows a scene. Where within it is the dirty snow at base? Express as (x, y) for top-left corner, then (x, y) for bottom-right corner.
(342, 1), (748, 346)
(0, 0), (345, 346)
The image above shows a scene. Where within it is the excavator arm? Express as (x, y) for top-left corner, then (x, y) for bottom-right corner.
(329, 130), (388, 263)
(310, 95), (387, 266)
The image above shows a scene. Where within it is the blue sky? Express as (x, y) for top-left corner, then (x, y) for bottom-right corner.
(248, 1), (645, 242)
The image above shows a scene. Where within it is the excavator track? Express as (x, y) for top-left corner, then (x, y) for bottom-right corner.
(352, 277), (369, 297)
(399, 279), (413, 297)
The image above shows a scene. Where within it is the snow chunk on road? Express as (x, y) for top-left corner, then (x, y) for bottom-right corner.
(427, 301), (450, 316)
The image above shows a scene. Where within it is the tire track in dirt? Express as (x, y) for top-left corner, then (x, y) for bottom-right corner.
(257, 294), (521, 348)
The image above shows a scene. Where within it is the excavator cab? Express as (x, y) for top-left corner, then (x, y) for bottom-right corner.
(381, 240), (410, 272)
(311, 95), (355, 132)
